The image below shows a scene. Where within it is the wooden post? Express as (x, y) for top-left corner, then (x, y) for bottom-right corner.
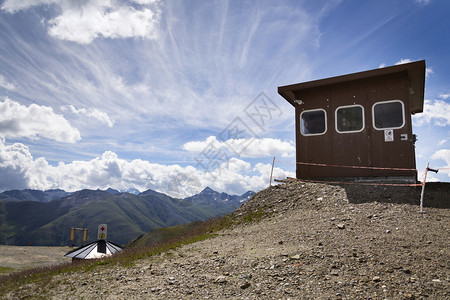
(269, 157), (275, 187)
(419, 162), (429, 213)
(82, 229), (88, 246)
(69, 228), (75, 247)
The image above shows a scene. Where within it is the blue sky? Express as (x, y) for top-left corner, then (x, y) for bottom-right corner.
(0, 0), (449, 197)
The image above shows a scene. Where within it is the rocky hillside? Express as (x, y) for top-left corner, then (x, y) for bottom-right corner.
(3, 181), (449, 299)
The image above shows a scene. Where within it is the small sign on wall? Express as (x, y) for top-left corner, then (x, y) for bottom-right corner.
(384, 129), (394, 142)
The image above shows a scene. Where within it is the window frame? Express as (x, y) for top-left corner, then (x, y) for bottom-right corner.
(372, 100), (405, 130)
(300, 108), (327, 136)
(335, 104), (365, 134)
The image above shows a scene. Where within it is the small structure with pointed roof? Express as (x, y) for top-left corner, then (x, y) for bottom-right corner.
(65, 224), (123, 260)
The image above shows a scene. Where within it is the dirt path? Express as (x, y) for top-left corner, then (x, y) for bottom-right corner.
(0, 246), (71, 274)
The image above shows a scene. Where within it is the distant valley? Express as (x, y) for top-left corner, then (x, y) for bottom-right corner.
(0, 187), (254, 246)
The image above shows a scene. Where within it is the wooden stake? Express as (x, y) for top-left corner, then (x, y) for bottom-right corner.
(269, 156), (275, 187)
(419, 162), (429, 213)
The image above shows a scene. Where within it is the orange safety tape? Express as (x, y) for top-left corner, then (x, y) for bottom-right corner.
(284, 178), (423, 187)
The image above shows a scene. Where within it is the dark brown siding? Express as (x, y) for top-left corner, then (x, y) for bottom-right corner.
(295, 72), (417, 180)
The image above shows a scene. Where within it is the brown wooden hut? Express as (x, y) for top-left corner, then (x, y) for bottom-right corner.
(278, 60), (425, 182)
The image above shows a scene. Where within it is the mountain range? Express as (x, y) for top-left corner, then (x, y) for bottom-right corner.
(0, 187), (254, 246)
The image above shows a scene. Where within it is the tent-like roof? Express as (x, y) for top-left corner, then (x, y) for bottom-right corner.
(278, 60), (426, 114)
(65, 239), (123, 259)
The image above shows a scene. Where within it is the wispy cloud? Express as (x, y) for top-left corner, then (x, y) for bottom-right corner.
(61, 105), (114, 127)
(438, 139), (448, 146)
(0, 98), (81, 143)
(1, 0), (58, 13)
(0, 74), (15, 90)
(415, 0), (431, 5)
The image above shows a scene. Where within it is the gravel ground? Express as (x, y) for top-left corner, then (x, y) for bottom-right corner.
(3, 181), (449, 299)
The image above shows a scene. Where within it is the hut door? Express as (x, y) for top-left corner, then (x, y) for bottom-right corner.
(368, 91), (416, 177)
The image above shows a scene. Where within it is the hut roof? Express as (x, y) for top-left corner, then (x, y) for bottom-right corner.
(278, 60), (425, 114)
(65, 239), (123, 259)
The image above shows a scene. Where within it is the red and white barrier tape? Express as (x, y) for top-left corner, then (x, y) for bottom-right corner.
(276, 160), (417, 172)
(286, 178), (423, 187)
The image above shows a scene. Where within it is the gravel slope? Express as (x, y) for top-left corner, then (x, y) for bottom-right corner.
(4, 182), (449, 299)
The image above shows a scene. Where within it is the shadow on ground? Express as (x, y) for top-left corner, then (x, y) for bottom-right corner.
(341, 182), (449, 208)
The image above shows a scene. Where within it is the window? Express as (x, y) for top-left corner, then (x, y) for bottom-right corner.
(372, 100), (405, 130)
(336, 105), (364, 133)
(300, 109), (326, 135)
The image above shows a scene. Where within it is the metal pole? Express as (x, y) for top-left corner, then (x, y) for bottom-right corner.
(419, 162), (429, 213)
(269, 156), (275, 187)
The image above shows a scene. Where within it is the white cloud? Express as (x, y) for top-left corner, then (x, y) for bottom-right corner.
(415, 0), (431, 5)
(439, 93), (450, 100)
(0, 98), (81, 143)
(395, 58), (412, 65)
(182, 136), (295, 159)
(0, 138), (34, 190)
(0, 138), (295, 196)
(0, 74), (15, 90)
(431, 149), (450, 178)
(61, 105), (114, 127)
(412, 99), (450, 127)
(438, 139), (448, 146)
(182, 136), (221, 153)
(2, 0), (161, 44)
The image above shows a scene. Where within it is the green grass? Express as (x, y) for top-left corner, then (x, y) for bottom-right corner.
(0, 266), (14, 274)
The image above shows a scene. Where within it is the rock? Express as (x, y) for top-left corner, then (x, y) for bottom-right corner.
(240, 282), (251, 289)
(214, 276), (227, 284)
(239, 273), (252, 279)
(337, 224), (346, 229)
(290, 254), (301, 260)
(372, 276), (381, 282)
